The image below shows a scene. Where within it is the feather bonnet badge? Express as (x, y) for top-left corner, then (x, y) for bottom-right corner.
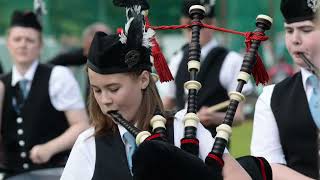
(113, 0), (174, 82)
(114, 0), (155, 68)
(86, 0), (155, 74)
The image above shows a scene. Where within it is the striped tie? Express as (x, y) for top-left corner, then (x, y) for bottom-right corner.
(19, 79), (29, 100)
(123, 132), (137, 173)
(308, 75), (320, 128)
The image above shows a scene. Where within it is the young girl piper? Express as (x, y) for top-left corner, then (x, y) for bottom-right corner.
(60, 10), (251, 180)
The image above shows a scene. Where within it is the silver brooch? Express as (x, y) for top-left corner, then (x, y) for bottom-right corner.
(125, 50), (140, 68)
(307, 0), (320, 13)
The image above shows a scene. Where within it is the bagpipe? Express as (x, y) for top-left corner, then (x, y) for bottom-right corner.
(110, 0), (273, 179)
(299, 53), (320, 78)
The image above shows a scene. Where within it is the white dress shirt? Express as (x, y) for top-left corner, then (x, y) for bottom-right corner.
(250, 68), (319, 164)
(11, 60), (85, 111)
(60, 109), (228, 180)
(158, 38), (253, 100)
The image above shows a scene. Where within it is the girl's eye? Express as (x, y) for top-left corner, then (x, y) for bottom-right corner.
(93, 88), (101, 94)
(109, 88), (119, 93)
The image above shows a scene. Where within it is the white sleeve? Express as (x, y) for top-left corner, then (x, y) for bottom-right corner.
(60, 128), (96, 180)
(219, 51), (254, 95)
(173, 109), (228, 162)
(157, 81), (176, 99)
(49, 66), (85, 111)
(157, 51), (183, 99)
(250, 85), (286, 164)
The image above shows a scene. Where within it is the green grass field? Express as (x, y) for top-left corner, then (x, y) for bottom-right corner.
(229, 120), (253, 158)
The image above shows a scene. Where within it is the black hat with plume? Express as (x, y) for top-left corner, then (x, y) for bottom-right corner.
(10, 10), (42, 32)
(87, 1), (154, 74)
(281, 0), (320, 23)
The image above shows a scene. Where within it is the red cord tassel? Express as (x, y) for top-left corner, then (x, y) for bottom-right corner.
(245, 32), (269, 85)
(151, 38), (174, 82)
(252, 55), (269, 85)
(145, 17), (174, 82)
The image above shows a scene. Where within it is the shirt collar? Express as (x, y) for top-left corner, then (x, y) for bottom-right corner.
(118, 124), (128, 142)
(200, 38), (218, 61)
(301, 67), (315, 90)
(118, 123), (140, 144)
(11, 60), (39, 87)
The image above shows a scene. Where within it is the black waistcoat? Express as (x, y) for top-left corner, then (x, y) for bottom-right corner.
(175, 45), (229, 136)
(271, 72), (318, 179)
(175, 44), (229, 110)
(0, 64), (69, 175)
(92, 121), (175, 180)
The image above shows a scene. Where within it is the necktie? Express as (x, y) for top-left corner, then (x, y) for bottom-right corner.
(19, 79), (29, 100)
(308, 75), (320, 128)
(123, 132), (137, 173)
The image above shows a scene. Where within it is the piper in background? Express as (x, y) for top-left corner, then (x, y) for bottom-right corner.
(0, 10), (89, 180)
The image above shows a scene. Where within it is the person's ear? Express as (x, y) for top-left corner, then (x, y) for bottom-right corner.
(139, 70), (150, 90)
